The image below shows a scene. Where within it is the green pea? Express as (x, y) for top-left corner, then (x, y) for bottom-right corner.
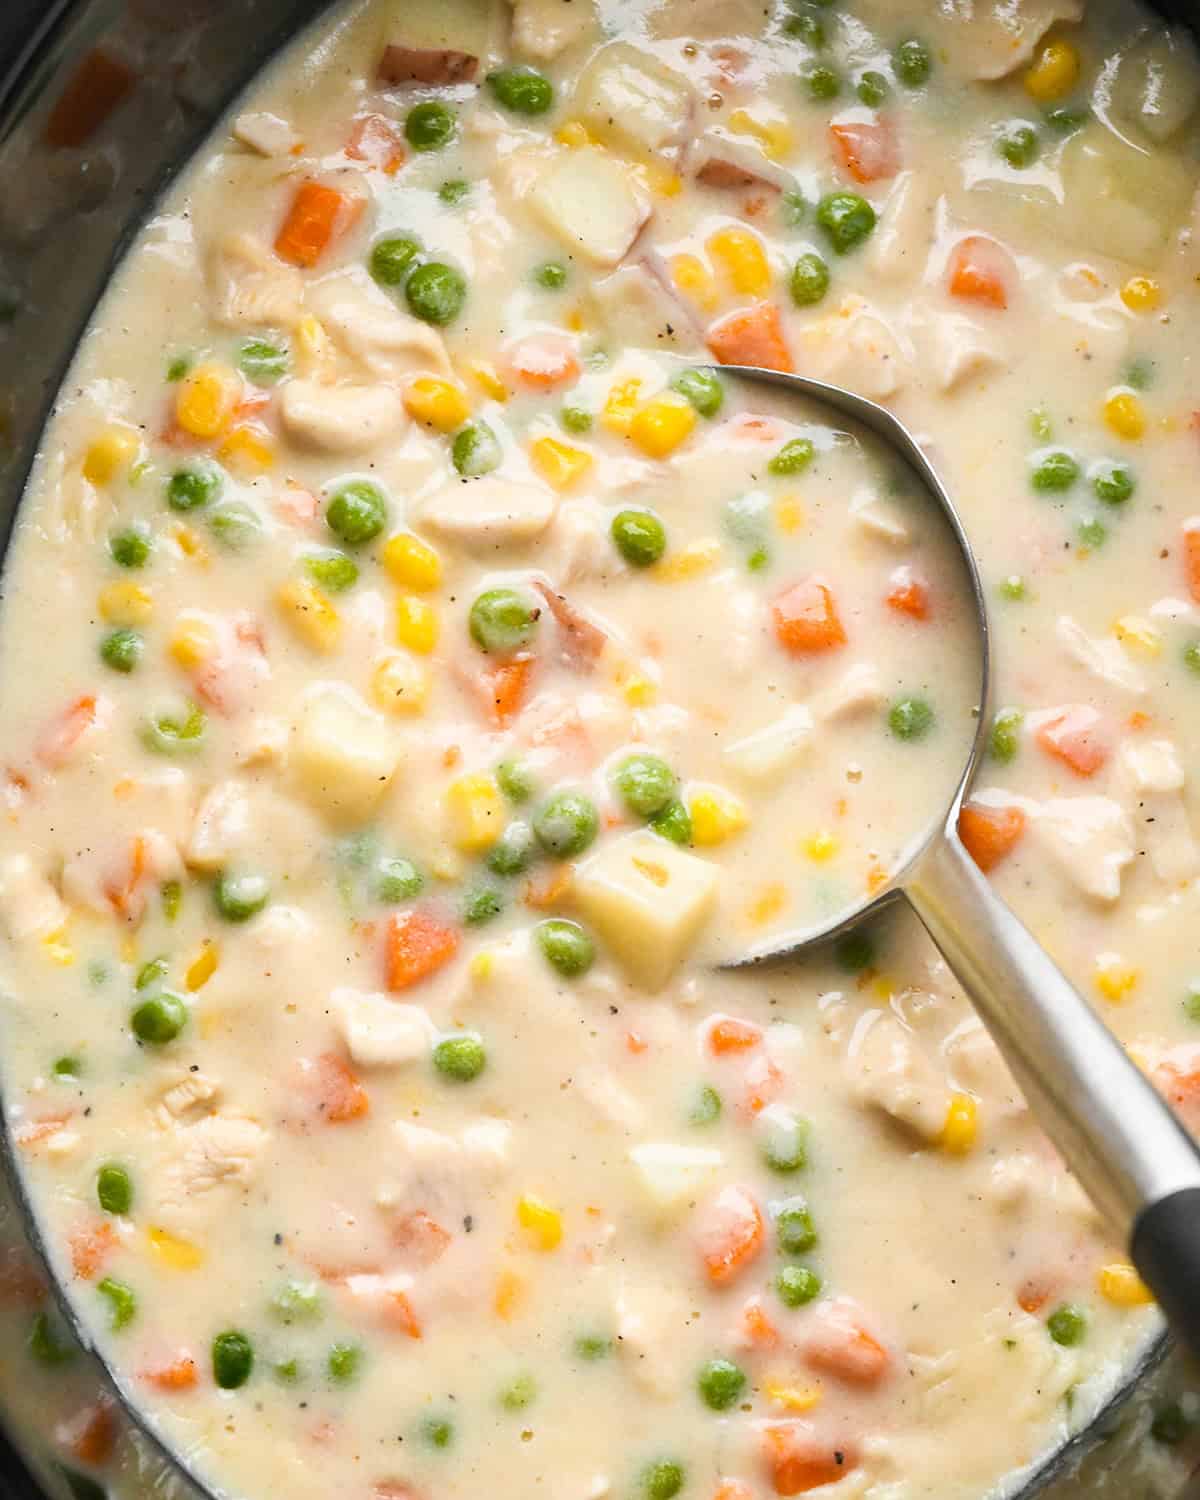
(989, 707), (1024, 764)
(452, 420), (502, 477)
(53, 1056), (82, 1080)
(776, 1265), (822, 1307)
(697, 1358), (745, 1411)
(856, 69), (890, 106)
(1046, 1304), (1087, 1347)
(433, 1032), (487, 1082)
(327, 1341), (363, 1384)
(1030, 448), (1080, 492)
(374, 855), (423, 904)
(689, 1083), (722, 1125)
(803, 63), (841, 100)
(894, 37), (932, 86)
(167, 459), (222, 511)
(237, 337), (289, 384)
(783, 8), (825, 46)
(166, 354), (191, 382)
(326, 480), (387, 545)
(406, 262), (468, 325)
(463, 883), (504, 926)
(816, 191), (876, 253)
(100, 628), (141, 674)
(96, 1164), (132, 1216)
(274, 1358), (303, 1385)
(487, 67), (554, 115)
(136, 955), (168, 991)
(405, 100), (455, 151)
(998, 574), (1027, 602)
(497, 759), (536, 803)
(769, 437), (815, 475)
(533, 791), (598, 858)
(1030, 405), (1053, 442)
(271, 1280), (324, 1323)
(834, 930), (874, 973)
(1151, 1401), (1194, 1445)
(1183, 986), (1200, 1023)
(500, 1373), (538, 1410)
(89, 960), (111, 987)
(1091, 459), (1135, 505)
(1123, 356), (1155, 390)
(790, 251), (830, 307)
(97, 1277), (137, 1331)
(487, 821), (537, 877)
(305, 551), (359, 592)
(781, 190), (808, 227)
(561, 405), (593, 434)
(573, 1333), (613, 1361)
(670, 368), (724, 419)
(613, 753), (676, 819)
(1044, 104), (1089, 134)
(208, 501), (262, 550)
(212, 870), (269, 924)
(641, 1459), (685, 1500)
(611, 509), (667, 567)
(536, 918), (595, 978)
(109, 525), (151, 569)
(161, 880), (182, 921)
(997, 122), (1039, 168)
(28, 1310), (75, 1367)
(130, 991), (187, 1045)
(469, 587), (540, 654)
(535, 260), (568, 290)
(370, 234), (423, 288)
(761, 1108), (808, 1173)
(1077, 518), (1107, 550)
(422, 1415), (455, 1448)
(212, 1330), (254, 1389)
(775, 1199), (818, 1255)
(1184, 641), (1200, 676)
(888, 696), (934, 741)
(649, 799), (692, 846)
(747, 546), (769, 573)
(142, 702), (206, 755)
(439, 179), (470, 206)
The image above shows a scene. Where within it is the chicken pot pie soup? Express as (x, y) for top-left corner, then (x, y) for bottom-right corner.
(4, 0), (1200, 1498)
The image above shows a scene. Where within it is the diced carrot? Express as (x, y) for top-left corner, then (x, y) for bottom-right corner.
(312, 1052), (370, 1123)
(626, 1030), (649, 1054)
(829, 120), (899, 183)
(523, 866), (572, 910)
(346, 113), (407, 175)
(714, 1482), (755, 1500)
(70, 1221), (117, 1281)
(142, 1354), (199, 1391)
(771, 577), (846, 654)
(275, 181), (364, 268)
(59, 1398), (117, 1467)
(958, 802), (1027, 873)
(763, 1424), (859, 1496)
(384, 909), (461, 991)
(375, 1484), (422, 1500)
(534, 581), (608, 669)
(707, 302), (794, 374)
(730, 415), (781, 443)
(697, 1185), (765, 1286)
(1017, 1276), (1055, 1315)
(504, 334), (581, 391)
(742, 1054), (784, 1117)
(708, 1016), (763, 1054)
(36, 694), (101, 769)
(276, 485), (319, 525)
(948, 235), (1015, 310)
(885, 566), (930, 620)
(802, 1300), (891, 1387)
(44, 49), (135, 149)
(481, 656), (535, 728)
(740, 1298), (780, 1349)
(104, 834), (149, 922)
(1035, 705), (1109, 777)
(391, 1210), (452, 1267)
(1183, 521), (1200, 603)
(383, 1289), (422, 1339)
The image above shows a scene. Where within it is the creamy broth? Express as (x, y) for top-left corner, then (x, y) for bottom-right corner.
(5, 2), (1200, 1499)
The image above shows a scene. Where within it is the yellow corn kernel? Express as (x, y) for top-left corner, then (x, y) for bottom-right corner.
(870, 975), (895, 1004)
(802, 830), (838, 862)
(652, 538), (722, 582)
(866, 861), (889, 895)
(746, 883), (787, 928)
(642, 162), (683, 198)
(276, 578), (341, 653)
(602, 377), (643, 435)
(465, 358), (509, 402)
(1114, 615), (1162, 656)
(185, 941), (219, 992)
(669, 253), (719, 313)
(690, 786), (750, 847)
(446, 773), (505, 853)
(555, 119), (595, 148)
(172, 523), (210, 565)
(728, 107), (795, 162)
(403, 376), (471, 432)
(622, 675), (657, 707)
(766, 1383), (822, 1413)
(395, 593), (438, 654)
(628, 394), (697, 460)
(494, 1266), (527, 1319)
(430, 847), (464, 882)
(531, 436), (593, 490)
(146, 1227), (205, 1271)
(382, 532), (443, 592)
(82, 426), (139, 486)
(1023, 38), (1081, 101)
(470, 950), (495, 984)
(98, 581), (153, 626)
(516, 1193), (563, 1251)
(119, 934), (137, 965)
(1104, 390), (1146, 441)
(708, 226), (771, 296)
(217, 424), (275, 474)
(940, 1093), (979, 1155)
(566, 306), (586, 333)
(168, 612), (220, 670)
(371, 651), (431, 716)
(1095, 954), (1140, 1003)
(295, 315), (330, 375)
(175, 361), (240, 439)
(775, 495), (805, 534)
(42, 926), (75, 967)
(1120, 275), (1162, 313)
(1097, 1261), (1155, 1307)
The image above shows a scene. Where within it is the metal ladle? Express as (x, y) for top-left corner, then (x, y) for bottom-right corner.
(719, 363), (1200, 1357)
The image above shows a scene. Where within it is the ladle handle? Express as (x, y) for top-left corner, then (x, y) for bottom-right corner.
(905, 826), (1200, 1357)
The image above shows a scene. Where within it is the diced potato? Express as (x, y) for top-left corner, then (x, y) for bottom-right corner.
(572, 829), (719, 990)
(1059, 126), (1194, 265)
(849, 486), (910, 545)
(628, 1142), (723, 1222)
(724, 705), (814, 784)
(445, 773), (505, 853)
(333, 988), (434, 1068)
(510, 0), (597, 60)
(233, 111), (300, 156)
(810, 663), (884, 723)
(280, 380), (406, 455)
(291, 685), (400, 824)
(415, 476), (557, 549)
(1111, 29), (1200, 143)
(574, 42), (693, 160)
(530, 147), (652, 268)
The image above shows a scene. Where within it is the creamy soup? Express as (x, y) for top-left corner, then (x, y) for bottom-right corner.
(6, 1), (1200, 1499)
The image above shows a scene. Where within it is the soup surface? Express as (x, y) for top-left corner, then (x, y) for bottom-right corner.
(4, 1), (1200, 1498)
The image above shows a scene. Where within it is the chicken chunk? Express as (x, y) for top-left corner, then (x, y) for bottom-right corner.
(332, 989), (435, 1068)
(232, 111), (300, 156)
(185, 779), (253, 872)
(157, 1113), (269, 1230)
(508, 0), (597, 61)
(415, 476), (557, 550)
(209, 231), (304, 330)
(1035, 796), (1135, 903)
(845, 1011), (949, 1143)
(927, 312), (1004, 394)
(0, 854), (66, 941)
(307, 272), (452, 378)
(1056, 615), (1145, 696)
(279, 379), (406, 455)
(1119, 738), (1200, 883)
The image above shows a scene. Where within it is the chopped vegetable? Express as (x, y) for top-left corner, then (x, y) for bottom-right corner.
(433, 1032), (487, 1081)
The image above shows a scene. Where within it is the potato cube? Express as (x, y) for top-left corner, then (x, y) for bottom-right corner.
(574, 43), (694, 159)
(572, 829), (719, 990)
(333, 988), (433, 1069)
(724, 705), (814, 784)
(291, 685), (399, 824)
(629, 1142), (723, 1222)
(530, 147), (651, 268)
